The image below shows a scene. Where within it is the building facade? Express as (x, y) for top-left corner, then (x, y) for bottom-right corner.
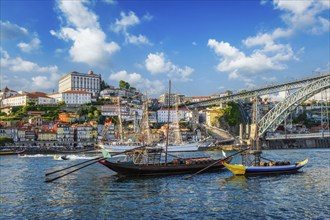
(1, 93), (54, 107)
(48, 91), (92, 105)
(157, 108), (190, 123)
(58, 70), (101, 96)
(158, 94), (185, 107)
(0, 87), (18, 100)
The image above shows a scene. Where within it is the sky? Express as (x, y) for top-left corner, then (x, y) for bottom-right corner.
(1, 0), (329, 98)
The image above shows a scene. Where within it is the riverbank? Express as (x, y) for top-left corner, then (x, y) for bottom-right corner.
(265, 137), (330, 149)
(0, 145), (98, 154)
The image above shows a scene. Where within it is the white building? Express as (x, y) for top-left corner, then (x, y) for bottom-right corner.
(58, 70), (101, 96)
(158, 94), (185, 107)
(48, 91), (91, 105)
(1, 92), (55, 107)
(0, 87), (18, 100)
(1, 94), (28, 107)
(100, 88), (137, 99)
(190, 96), (210, 103)
(100, 104), (143, 121)
(157, 108), (190, 123)
(100, 104), (130, 119)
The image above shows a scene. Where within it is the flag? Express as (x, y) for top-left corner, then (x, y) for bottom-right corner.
(101, 149), (111, 158)
(222, 150), (226, 157)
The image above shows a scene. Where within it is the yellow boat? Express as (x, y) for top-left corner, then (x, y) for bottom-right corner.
(223, 159), (308, 176)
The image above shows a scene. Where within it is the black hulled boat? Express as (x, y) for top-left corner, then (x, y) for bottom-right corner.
(98, 80), (232, 176)
(98, 147), (232, 176)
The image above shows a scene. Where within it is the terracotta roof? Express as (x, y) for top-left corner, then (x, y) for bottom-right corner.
(159, 107), (189, 111)
(28, 92), (50, 98)
(62, 90), (91, 94)
(103, 104), (119, 106)
(192, 96), (210, 99)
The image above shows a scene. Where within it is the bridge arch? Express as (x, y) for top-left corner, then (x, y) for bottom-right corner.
(258, 76), (330, 137)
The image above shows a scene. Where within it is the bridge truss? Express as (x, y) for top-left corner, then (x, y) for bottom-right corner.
(257, 75), (330, 137)
(184, 73), (329, 108)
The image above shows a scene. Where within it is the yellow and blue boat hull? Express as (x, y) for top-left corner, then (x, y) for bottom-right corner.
(224, 159), (308, 176)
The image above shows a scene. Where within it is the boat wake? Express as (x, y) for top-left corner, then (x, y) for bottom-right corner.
(18, 154), (98, 160)
(18, 154), (54, 158)
(64, 155), (98, 160)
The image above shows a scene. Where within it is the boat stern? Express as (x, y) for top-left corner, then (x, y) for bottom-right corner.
(223, 162), (246, 175)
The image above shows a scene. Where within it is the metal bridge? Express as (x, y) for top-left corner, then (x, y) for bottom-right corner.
(258, 75), (330, 137)
(184, 73), (329, 108)
(184, 73), (329, 139)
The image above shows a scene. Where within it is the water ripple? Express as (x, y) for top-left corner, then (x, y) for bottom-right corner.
(0, 149), (329, 219)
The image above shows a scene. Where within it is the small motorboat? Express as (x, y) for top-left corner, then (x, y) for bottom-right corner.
(0, 149), (26, 155)
(223, 159), (308, 176)
(53, 155), (69, 160)
(61, 155), (69, 160)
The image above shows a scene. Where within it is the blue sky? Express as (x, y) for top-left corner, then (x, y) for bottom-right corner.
(1, 0), (329, 97)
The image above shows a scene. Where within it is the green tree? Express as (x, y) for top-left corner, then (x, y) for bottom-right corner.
(223, 102), (240, 126)
(87, 112), (93, 119)
(119, 80), (130, 89)
(100, 80), (110, 90)
(0, 137), (14, 146)
(94, 110), (100, 118)
(27, 101), (35, 106)
(57, 101), (66, 106)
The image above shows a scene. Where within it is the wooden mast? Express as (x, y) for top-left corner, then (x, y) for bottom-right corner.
(117, 96), (124, 143)
(165, 80), (171, 165)
(145, 92), (151, 145)
(175, 94), (182, 145)
(252, 96), (258, 151)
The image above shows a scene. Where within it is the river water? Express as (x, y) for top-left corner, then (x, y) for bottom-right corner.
(0, 149), (329, 219)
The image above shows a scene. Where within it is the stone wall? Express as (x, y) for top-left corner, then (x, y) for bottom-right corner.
(264, 137), (330, 149)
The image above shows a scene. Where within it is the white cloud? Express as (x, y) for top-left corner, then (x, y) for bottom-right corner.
(111, 11), (152, 46)
(273, 0), (330, 34)
(217, 86), (225, 91)
(103, 0), (116, 5)
(1, 49), (61, 92)
(145, 52), (194, 82)
(142, 13), (153, 21)
(208, 39), (293, 74)
(207, 0), (329, 88)
(261, 76), (277, 83)
(243, 28), (293, 48)
(109, 70), (165, 95)
(112, 11), (140, 33)
(207, 36), (298, 88)
(125, 33), (152, 45)
(52, 0), (120, 66)
(145, 52), (171, 74)
(31, 72), (62, 90)
(0, 21), (28, 40)
(1, 48), (58, 73)
(17, 37), (41, 53)
(57, 0), (99, 29)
